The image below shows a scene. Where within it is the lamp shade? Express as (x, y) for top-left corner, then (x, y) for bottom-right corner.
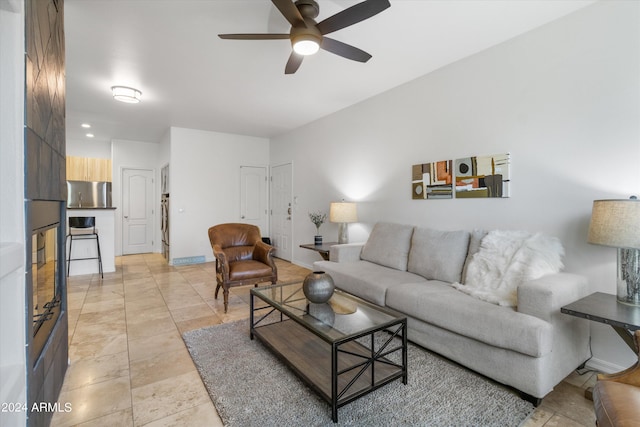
(587, 199), (640, 249)
(330, 202), (358, 223)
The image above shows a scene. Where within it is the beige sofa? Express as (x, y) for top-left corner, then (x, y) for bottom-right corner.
(314, 222), (590, 403)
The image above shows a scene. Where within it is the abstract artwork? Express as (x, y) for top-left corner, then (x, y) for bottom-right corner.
(412, 160), (453, 199)
(455, 153), (511, 198)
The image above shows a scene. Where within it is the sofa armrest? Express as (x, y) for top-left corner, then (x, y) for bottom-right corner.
(517, 273), (589, 322)
(329, 243), (365, 263)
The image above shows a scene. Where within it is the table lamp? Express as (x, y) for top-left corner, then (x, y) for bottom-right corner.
(330, 202), (358, 244)
(587, 197), (640, 306)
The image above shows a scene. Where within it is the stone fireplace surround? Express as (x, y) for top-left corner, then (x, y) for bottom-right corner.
(23, 0), (68, 425)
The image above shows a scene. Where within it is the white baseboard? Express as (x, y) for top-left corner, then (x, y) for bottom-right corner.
(586, 357), (628, 374)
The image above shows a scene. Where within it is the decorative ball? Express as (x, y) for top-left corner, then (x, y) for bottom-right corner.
(302, 271), (335, 304)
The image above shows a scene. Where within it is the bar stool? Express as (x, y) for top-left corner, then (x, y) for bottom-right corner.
(66, 216), (103, 278)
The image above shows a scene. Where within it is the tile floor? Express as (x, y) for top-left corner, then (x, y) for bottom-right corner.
(52, 253), (596, 426)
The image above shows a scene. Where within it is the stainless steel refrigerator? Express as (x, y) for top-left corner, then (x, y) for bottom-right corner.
(161, 194), (170, 261)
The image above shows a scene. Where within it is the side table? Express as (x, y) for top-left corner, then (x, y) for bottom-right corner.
(561, 292), (640, 400)
(561, 292), (640, 353)
(299, 242), (338, 261)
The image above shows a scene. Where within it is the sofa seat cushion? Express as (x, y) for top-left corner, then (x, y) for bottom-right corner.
(360, 222), (414, 271)
(386, 281), (553, 357)
(314, 260), (426, 306)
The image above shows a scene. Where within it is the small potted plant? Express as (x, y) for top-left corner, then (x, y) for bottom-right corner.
(309, 211), (327, 245)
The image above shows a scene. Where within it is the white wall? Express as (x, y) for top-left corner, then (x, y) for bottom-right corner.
(66, 139), (111, 158)
(169, 127), (269, 263)
(0, 2), (26, 425)
(270, 1), (639, 370)
(112, 139), (159, 255)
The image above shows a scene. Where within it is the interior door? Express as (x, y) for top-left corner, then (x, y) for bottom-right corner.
(240, 166), (268, 235)
(270, 163), (292, 261)
(122, 168), (154, 254)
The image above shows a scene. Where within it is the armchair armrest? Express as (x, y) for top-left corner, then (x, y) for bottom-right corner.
(212, 244), (229, 279)
(253, 240), (276, 267)
(517, 273), (589, 322)
(329, 243), (365, 263)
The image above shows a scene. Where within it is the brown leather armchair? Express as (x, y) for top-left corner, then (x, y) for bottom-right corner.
(593, 330), (640, 427)
(208, 223), (277, 313)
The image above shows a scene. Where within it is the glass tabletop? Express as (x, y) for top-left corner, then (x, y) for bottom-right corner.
(251, 281), (405, 343)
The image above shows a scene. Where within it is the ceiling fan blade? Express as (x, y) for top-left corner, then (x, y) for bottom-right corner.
(272, 0), (306, 28)
(218, 34), (290, 40)
(321, 37), (372, 62)
(285, 52), (304, 74)
(316, 0), (390, 35)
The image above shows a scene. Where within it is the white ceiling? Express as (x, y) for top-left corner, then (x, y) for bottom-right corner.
(65, 0), (595, 144)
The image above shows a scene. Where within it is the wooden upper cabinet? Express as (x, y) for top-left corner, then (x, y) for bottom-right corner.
(66, 156), (112, 182)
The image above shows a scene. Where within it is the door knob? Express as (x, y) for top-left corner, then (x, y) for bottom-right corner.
(287, 207), (292, 214)
(241, 215), (245, 219)
(124, 216), (128, 219)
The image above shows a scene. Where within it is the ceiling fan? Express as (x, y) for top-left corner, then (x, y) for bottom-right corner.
(218, 0), (391, 74)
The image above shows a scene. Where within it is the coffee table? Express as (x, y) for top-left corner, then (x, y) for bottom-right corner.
(250, 281), (407, 423)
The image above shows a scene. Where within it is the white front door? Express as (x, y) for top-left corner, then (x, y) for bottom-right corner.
(240, 165), (268, 236)
(270, 163), (292, 261)
(122, 168), (154, 255)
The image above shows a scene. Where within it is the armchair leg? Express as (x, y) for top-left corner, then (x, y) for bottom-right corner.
(215, 282), (221, 299)
(223, 288), (229, 313)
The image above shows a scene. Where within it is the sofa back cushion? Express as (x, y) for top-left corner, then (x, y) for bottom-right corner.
(407, 227), (470, 283)
(361, 222), (414, 271)
(461, 229), (488, 284)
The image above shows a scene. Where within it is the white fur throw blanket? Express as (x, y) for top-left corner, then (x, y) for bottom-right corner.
(451, 230), (564, 307)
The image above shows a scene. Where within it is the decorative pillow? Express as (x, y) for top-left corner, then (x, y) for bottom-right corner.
(361, 222), (414, 271)
(407, 227), (470, 283)
(451, 230), (564, 307)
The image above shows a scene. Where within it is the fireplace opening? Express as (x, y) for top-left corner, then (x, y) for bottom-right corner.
(29, 201), (64, 363)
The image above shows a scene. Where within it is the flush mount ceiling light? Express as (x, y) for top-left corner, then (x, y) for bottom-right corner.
(111, 86), (142, 103)
(81, 123), (91, 128)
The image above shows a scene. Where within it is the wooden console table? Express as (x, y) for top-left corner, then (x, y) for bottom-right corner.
(299, 242), (338, 261)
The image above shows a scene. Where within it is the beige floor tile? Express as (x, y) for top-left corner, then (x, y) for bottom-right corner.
(538, 382), (596, 426)
(52, 376), (131, 426)
(521, 405), (555, 427)
(71, 319), (128, 344)
(175, 314), (222, 334)
(128, 329), (186, 362)
(129, 347), (196, 389)
(131, 370), (210, 426)
(75, 408), (134, 427)
(142, 401), (223, 427)
(541, 413), (589, 427)
(169, 302), (215, 323)
(125, 295), (168, 312)
(125, 304), (171, 324)
(126, 313), (178, 341)
(62, 351), (129, 392)
(80, 297), (125, 315)
(69, 333), (128, 361)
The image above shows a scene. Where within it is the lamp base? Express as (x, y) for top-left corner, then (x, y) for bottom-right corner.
(617, 247), (640, 306)
(337, 223), (349, 244)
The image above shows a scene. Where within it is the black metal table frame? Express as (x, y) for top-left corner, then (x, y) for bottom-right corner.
(250, 284), (408, 423)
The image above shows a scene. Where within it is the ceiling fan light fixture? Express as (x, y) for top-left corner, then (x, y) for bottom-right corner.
(111, 86), (142, 103)
(292, 34), (320, 56)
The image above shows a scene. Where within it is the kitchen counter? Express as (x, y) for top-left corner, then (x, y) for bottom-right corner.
(66, 209), (116, 276)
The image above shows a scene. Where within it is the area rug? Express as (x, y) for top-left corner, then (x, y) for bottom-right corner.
(183, 320), (534, 427)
